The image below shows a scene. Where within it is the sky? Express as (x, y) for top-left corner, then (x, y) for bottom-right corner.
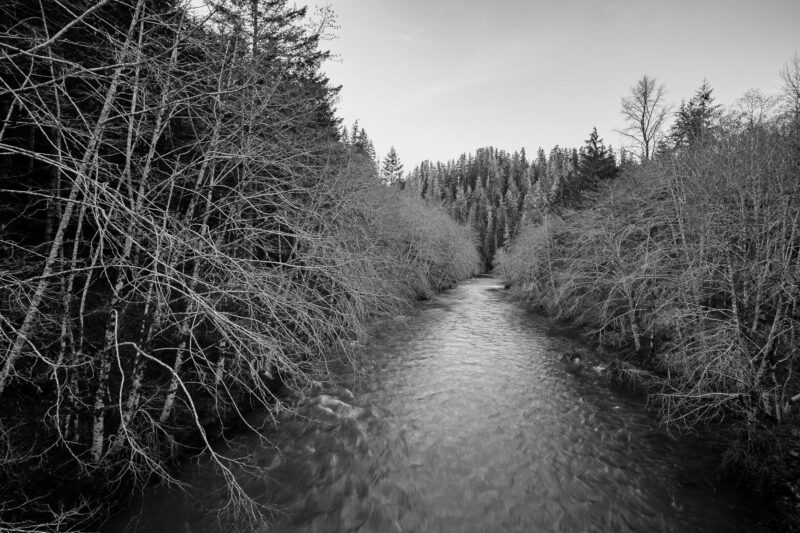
(315, 0), (800, 169)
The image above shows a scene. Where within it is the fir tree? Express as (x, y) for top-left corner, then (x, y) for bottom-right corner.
(349, 121), (377, 169)
(670, 80), (721, 149)
(381, 146), (404, 185)
(578, 127), (618, 184)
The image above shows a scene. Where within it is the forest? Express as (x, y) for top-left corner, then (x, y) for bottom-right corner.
(2, 0), (800, 531)
(0, 1), (479, 530)
(401, 66), (800, 522)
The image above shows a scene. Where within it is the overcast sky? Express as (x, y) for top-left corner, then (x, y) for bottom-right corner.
(317, 0), (800, 169)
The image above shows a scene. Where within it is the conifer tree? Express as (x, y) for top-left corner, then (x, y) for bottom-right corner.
(401, 143), (609, 269)
(381, 146), (404, 185)
(504, 182), (521, 237)
(534, 148), (547, 183)
(578, 127), (618, 184)
(349, 121), (377, 170)
(670, 80), (721, 149)
(453, 185), (468, 224)
(483, 207), (495, 268)
(428, 166), (443, 203)
(495, 204), (507, 247)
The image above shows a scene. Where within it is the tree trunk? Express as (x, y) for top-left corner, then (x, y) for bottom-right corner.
(0, 0), (143, 394)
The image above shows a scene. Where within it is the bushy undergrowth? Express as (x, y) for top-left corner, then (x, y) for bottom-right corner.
(0, 1), (478, 530)
(498, 125), (800, 490)
(319, 159), (480, 306)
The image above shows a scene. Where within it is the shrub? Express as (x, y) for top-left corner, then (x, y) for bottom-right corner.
(499, 123), (800, 467)
(0, 2), (479, 530)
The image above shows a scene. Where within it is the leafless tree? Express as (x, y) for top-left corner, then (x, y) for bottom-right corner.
(731, 89), (778, 128)
(0, 2), (481, 529)
(780, 55), (800, 126)
(618, 75), (670, 161)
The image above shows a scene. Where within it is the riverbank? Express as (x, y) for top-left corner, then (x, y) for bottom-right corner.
(495, 132), (800, 530)
(502, 285), (800, 532)
(106, 277), (776, 533)
(0, 3), (484, 530)
(0, 170), (481, 532)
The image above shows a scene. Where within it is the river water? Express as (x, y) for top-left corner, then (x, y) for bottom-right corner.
(107, 277), (773, 532)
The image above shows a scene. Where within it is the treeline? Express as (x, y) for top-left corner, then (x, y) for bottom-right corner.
(402, 128), (618, 269)
(498, 68), (800, 512)
(0, 1), (478, 530)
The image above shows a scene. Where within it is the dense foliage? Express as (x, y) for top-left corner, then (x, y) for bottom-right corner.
(0, 1), (479, 530)
(403, 131), (618, 270)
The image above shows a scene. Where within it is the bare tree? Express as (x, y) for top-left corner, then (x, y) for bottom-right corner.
(0, 1), (482, 529)
(732, 89), (778, 128)
(618, 75), (670, 161)
(781, 55), (800, 124)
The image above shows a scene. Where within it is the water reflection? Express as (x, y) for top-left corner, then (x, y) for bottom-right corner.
(106, 277), (772, 533)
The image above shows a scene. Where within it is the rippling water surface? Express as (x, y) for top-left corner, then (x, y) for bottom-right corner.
(107, 277), (773, 532)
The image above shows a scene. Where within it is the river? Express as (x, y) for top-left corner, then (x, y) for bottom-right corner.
(106, 276), (773, 532)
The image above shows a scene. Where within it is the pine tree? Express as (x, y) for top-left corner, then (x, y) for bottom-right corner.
(381, 146), (404, 186)
(483, 207), (496, 269)
(350, 121), (377, 167)
(520, 179), (539, 225)
(365, 137), (377, 162)
(353, 126), (369, 156)
(427, 166), (443, 203)
(670, 80), (721, 149)
(578, 127), (618, 184)
(453, 185), (468, 224)
(533, 148), (547, 183)
(495, 204), (507, 248)
(503, 181), (521, 239)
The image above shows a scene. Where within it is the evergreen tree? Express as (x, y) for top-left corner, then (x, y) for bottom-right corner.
(428, 165), (443, 203)
(381, 146), (404, 185)
(495, 204), (507, 248)
(520, 169), (533, 198)
(366, 137), (377, 162)
(353, 126), (372, 158)
(504, 180), (521, 237)
(402, 143), (605, 268)
(453, 185), (468, 224)
(349, 121), (377, 170)
(578, 127), (618, 184)
(533, 148), (547, 183)
(485, 155), (502, 203)
(483, 207), (496, 269)
(670, 80), (721, 149)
